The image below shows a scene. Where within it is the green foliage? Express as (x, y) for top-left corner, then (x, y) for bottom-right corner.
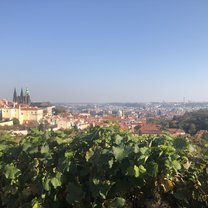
(170, 109), (208, 135)
(13, 118), (20, 126)
(0, 127), (208, 208)
(109, 197), (126, 207)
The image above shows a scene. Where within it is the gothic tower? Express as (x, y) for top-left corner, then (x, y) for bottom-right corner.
(20, 88), (24, 103)
(24, 88), (31, 105)
(12, 88), (32, 105)
(13, 88), (17, 103)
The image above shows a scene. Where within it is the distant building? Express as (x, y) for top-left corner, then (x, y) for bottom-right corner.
(168, 128), (186, 137)
(1, 105), (43, 125)
(13, 88), (31, 105)
(0, 99), (43, 125)
(31, 102), (55, 116)
(135, 123), (162, 135)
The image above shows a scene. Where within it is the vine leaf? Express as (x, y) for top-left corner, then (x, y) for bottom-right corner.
(4, 163), (21, 180)
(85, 148), (94, 162)
(109, 197), (126, 208)
(146, 162), (158, 177)
(112, 146), (127, 161)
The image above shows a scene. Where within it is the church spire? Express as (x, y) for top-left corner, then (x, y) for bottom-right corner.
(20, 88), (24, 103)
(12, 87), (32, 105)
(24, 88), (31, 105)
(13, 88), (17, 103)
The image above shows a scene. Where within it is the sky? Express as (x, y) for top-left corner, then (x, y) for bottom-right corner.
(0, 0), (208, 103)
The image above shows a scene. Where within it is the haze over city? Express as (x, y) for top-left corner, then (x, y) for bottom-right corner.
(1, 0), (208, 102)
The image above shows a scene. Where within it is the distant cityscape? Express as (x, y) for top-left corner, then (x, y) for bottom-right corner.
(0, 88), (208, 136)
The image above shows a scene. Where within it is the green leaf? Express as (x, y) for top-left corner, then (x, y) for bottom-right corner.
(51, 177), (62, 189)
(163, 135), (173, 141)
(126, 164), (134, 176)
(0, 144), (8, 151)
(109, 197), (126, 208)
(32, 202), (41, 208)
(65, 150), (74, 158)
(112, 146), (127, 161)
(140, 147), (149, 155)
(133, 144), (139, 153)
(4, 163), (21, 180)
(66, 183), (83, 204)
(55, 137), (65, 144)
(146, 162), (158, 177)
(133, 165), (146, 178)
(32, 198), (42, 208)
(40, 145), (49, 154)
(43, 177), (51, 191)
(108, 158), (114, 168)
(85, 148), (94, 162)
(115, 135), (123, 145)
(173, 138), (188, 150)
(139, 164), (146, 174)
(134, 165), (139, 177)
(172, 160), (181, 171)
(93, 178), (100, 185)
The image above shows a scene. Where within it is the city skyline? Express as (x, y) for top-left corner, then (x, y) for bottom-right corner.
(5, 87), (208, 104)
(1, 1), (208, 102)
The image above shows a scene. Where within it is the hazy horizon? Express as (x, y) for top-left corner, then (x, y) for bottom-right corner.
(1, 1), (208, 103)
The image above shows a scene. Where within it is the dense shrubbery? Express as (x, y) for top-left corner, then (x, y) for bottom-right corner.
(0, 127), (208, 208)
(169, 109), (208, 135)
(150, 109), (208, 135)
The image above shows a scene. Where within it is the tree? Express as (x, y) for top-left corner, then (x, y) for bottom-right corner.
(188, 123), (197, 135)
(13, 118), (20, 126)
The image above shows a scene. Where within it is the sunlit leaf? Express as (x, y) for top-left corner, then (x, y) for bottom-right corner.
(172, 160), (181, 171)
(51, 177), (62, 189)
(115, 135), (123, 145)
(40, 145), (49, 154)
(109, 197), (126, 208)
(112, 146), (127, 161)
(85, 148), (94, 161)
(134, 165), (139, 177)
(4, 163), (21, 180)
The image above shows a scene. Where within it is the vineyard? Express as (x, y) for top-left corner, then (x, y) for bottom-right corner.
(0, 127), (208, 208)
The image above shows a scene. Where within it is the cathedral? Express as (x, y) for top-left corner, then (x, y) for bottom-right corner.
(13, 88), (31, 105)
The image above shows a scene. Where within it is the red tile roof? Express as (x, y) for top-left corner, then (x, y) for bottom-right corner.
(168, 128), (185, 135)
(139, 124), (162, 135)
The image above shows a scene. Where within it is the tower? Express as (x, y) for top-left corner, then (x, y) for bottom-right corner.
(13, 88), (17, 103)
(12, 87), (32, 105)
(24, 88), (31, 105)
(20, 88), (24, 103)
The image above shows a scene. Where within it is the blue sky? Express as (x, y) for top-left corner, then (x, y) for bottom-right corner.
(0, 0), (208, 102)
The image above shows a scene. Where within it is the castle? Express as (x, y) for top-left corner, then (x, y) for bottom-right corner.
(13, 88), (31, 105)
